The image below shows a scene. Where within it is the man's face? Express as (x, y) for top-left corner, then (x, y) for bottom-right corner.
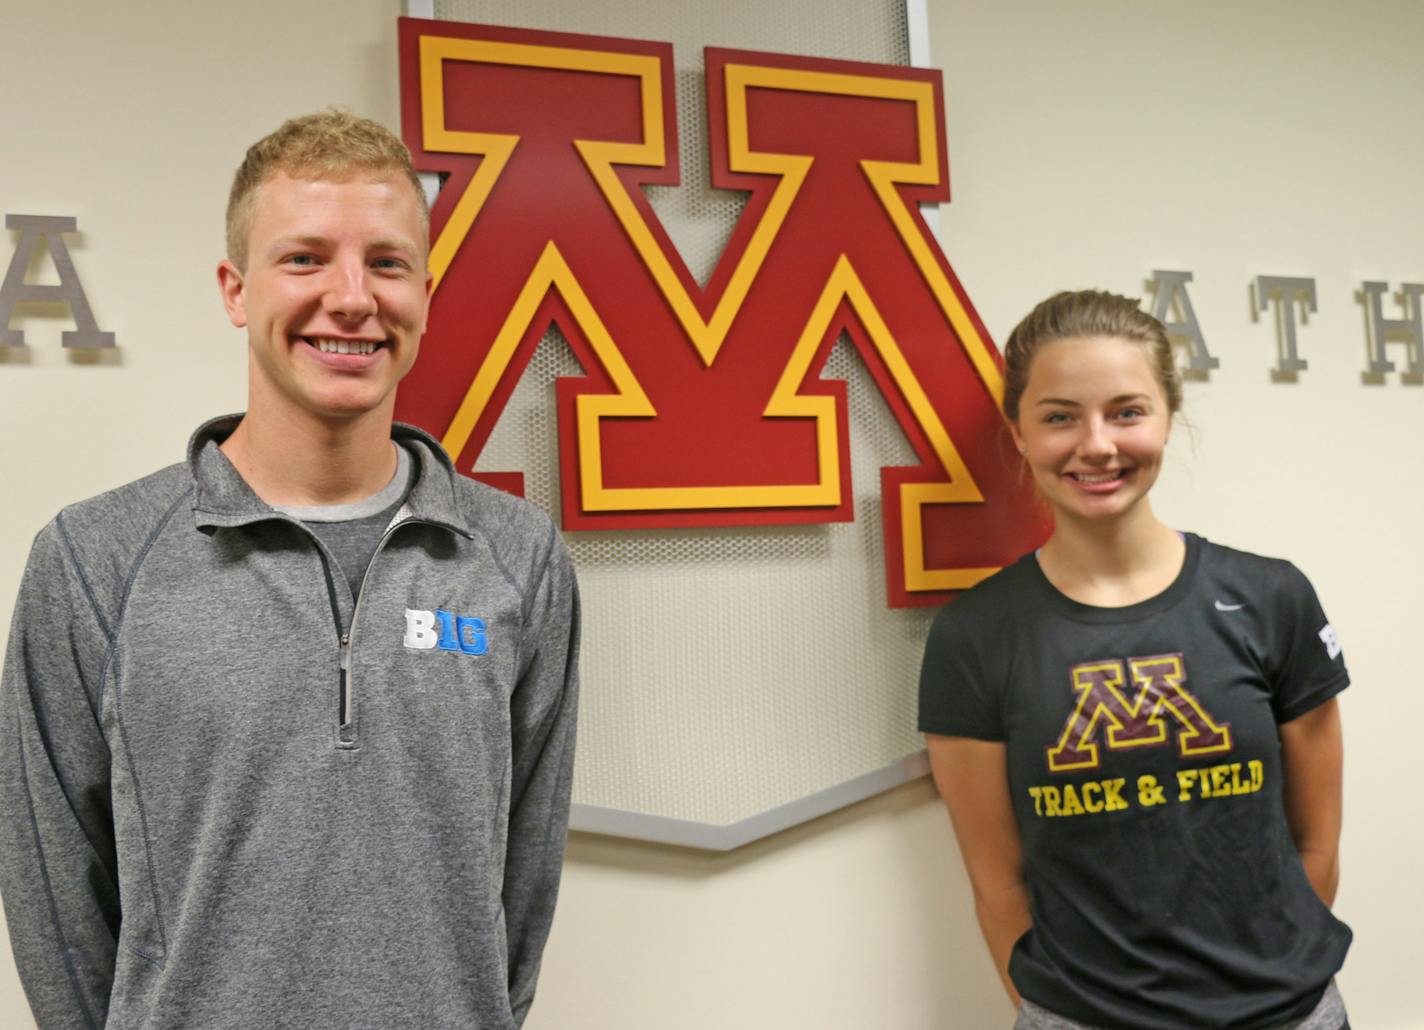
(217, 171), (430, 426)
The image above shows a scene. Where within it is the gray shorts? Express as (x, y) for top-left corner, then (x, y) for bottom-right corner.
(1013, 980), (1346, 1030)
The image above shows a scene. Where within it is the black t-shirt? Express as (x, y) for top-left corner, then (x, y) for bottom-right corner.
(919, 534), (1351, 1030)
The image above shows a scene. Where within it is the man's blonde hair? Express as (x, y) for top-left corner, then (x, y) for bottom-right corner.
(225, 109), (428, 269)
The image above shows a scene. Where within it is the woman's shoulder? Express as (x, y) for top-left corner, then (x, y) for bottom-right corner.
(1192, 534), (1313, 589)
(919, 552), (1042, 735)
(1187, 534), (1330, 622)
(927, 549), (1044, 633)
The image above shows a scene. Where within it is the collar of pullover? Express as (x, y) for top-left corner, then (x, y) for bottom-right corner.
(187, 414), (475, 539)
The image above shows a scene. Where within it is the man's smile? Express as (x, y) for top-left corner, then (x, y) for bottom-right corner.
(305, 336), (386, 356)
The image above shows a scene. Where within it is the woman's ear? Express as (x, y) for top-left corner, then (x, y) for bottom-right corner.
(1009, 420), (1027, 457)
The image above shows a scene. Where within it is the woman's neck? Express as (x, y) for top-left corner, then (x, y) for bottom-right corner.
(1036, 504), (1186, 607)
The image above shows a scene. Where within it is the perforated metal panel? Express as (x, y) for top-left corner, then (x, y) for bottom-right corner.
(430, 0), (930, 846)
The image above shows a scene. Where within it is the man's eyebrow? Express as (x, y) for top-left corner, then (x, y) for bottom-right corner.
(264, 234), (421, 256)
(266, 234), (329, 254)
(368, 237), (420, 255)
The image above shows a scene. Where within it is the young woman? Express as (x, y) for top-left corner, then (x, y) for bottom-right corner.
(919, 291), (1350, 1029)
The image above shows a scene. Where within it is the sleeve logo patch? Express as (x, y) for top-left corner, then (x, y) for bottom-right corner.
(404, 607), (489, 656)
(1318, 623), (1342, 660)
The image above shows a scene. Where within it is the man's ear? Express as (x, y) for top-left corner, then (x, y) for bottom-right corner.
(216, 259), (248, 329)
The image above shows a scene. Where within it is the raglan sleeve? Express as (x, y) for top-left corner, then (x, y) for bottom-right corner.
(918, 597), (1004, 741)
(1266, 561), (1350, 724)
(0, 519), (120, 1029)
(503, 520), (580, 1026)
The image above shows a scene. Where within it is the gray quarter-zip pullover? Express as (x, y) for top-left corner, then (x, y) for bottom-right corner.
(0, 415), (580, 1028)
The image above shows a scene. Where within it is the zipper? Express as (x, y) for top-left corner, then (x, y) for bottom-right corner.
(337, 514), (433, 745)
(311, 545), (353, 742)
(268, 508), (452, 748)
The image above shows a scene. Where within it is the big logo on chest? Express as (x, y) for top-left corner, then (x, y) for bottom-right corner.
(404, 607), (490, 656)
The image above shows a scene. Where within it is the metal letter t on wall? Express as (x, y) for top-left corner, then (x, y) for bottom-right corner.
(1255, 275), (1316, 375)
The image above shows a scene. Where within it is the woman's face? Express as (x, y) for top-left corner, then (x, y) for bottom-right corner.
(1009, 335), (1172, 527)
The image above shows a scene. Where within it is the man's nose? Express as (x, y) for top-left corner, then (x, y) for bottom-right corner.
(323, 259), (376, 320)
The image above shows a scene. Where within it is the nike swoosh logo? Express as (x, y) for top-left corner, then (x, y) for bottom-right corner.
(1214, 601), (1245, 612)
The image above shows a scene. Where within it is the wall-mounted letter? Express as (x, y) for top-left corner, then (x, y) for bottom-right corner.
(1359, 281), (1423, 376)
(1148, 270), (1217, 371)
(1254, 275), (1316, 374)
(0, 214), (114, 348)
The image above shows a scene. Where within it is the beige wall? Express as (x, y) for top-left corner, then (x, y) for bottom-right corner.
(1, 1), (1420, 1027)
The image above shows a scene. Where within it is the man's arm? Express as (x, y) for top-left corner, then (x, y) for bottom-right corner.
(0, 520), (121, 1029)
(925, 734), (1030, 1008)
(504, 526), (580, 1026)
(1279, 697), (1344, 907)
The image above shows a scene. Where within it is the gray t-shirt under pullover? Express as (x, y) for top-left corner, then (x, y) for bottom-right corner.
(276, 443), (412, 603)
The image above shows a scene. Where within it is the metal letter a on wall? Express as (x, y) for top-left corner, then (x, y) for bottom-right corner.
(0, 214), (114, 349)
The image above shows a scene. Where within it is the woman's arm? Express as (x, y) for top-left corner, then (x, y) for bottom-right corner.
(925, 734), (1031, 1007)
(1278, 697), (1344, 907)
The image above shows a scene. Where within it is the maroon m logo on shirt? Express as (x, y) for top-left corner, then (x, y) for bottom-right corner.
(1045, 653), (1232, 774)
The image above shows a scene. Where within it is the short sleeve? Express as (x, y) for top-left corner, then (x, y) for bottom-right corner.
(1268, 562), (1350, 723)
(918, 600), (1004, 741)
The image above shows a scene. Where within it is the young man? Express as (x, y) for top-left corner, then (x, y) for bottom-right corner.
(0, 111), (580, 1029)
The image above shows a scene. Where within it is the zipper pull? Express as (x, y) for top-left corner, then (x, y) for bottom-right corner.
(339, 634), (351, 726)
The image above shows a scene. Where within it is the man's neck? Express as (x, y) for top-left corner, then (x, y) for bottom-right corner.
(219, 403), (399, 508)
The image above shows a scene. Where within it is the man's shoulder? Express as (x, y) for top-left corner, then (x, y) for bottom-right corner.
(52, 461), (192, 570)
(59, 461), (191, 539)
(450, 474), (556, 542)
(21, 461), (194, 624)
(396, 424), (559, 556)
(449, 476), (564, 589)
(394, 425), (570, 600)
